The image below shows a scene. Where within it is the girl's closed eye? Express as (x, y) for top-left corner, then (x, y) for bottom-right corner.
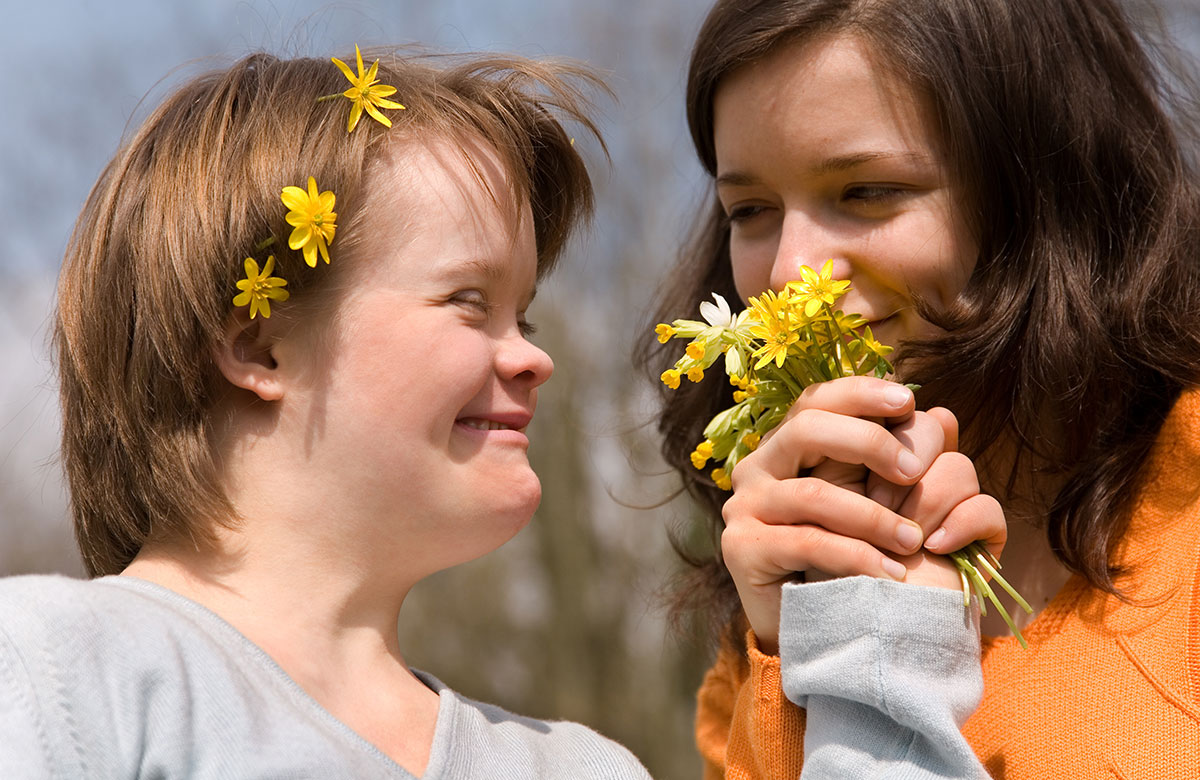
(518, 314), (537, 337)
(450, 289), (495, 319)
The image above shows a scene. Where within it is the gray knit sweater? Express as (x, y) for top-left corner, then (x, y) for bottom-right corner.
(0, 575), (651, 779)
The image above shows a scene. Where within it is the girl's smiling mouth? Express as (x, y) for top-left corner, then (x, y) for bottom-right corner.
(455, 411), (533, 437)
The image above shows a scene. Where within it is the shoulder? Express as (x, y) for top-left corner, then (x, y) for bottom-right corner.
(0, 574), (216, 655)
(416, 672), (651, 780)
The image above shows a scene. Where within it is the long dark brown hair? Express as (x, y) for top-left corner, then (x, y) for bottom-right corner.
(637, 0), (1200, 638)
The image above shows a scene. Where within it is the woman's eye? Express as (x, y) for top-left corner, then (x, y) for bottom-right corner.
(726, 204), (769, 223)
(842, 185), (904, 204)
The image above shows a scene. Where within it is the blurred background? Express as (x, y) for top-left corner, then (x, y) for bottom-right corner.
(2, 2), (1199, 778)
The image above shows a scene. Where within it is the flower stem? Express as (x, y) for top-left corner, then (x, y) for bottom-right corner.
(949, 541), (1033, 649)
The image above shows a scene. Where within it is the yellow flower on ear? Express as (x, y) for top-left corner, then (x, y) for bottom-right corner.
(281, 177), (337, 268)
(233, 255), (289, 319)
(332, 45), (405, 133)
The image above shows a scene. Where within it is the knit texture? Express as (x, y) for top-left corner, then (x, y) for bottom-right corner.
(0, 575), (651, 779)
(696, 389), (1200, 778)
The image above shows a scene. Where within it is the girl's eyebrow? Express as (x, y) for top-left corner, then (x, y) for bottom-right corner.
(716, 151), (933, 188)
(441, 257), (510, 283)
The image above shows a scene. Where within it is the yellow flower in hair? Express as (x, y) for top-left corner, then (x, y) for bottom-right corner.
(233, 255), (289, 319)
(281, 177), (337, 268)
(332, 45), (406, 133)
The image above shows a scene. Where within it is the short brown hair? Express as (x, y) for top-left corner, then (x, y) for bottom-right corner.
(639, 0), (1200, 637)
(57, 49), (604, 577)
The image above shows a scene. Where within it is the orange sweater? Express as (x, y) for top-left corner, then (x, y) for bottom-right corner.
(696, 390), (1200, 779)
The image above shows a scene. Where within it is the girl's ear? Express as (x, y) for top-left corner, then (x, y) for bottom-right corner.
(213, 311), (286, 402)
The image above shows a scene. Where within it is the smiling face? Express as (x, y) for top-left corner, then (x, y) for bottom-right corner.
(712, 34), (978, 351)
(274, 135), (552, 577)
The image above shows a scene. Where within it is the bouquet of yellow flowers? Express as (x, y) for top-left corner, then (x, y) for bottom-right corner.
(655, 261), (1032, 646)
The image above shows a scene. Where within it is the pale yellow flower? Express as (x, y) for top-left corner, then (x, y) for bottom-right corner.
(660, 368), (682, 389)
(655, 323), (676, 343)
(332, 45), (405, 133)
(281, 177), (337, 268)
(233, 255), (289, 319)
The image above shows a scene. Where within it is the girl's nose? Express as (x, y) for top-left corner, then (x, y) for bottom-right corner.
(499, 332), (554, 389)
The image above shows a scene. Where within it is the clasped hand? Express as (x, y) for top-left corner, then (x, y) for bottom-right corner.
(720, 376), (1006, 655)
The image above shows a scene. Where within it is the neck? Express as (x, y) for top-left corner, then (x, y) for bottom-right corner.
(122, 531), (413, 689)
(978, 513), (1073, 638)
(123, 532), (441, 774)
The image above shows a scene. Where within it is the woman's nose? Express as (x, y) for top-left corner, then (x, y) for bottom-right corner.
(768, 212), (847, 292)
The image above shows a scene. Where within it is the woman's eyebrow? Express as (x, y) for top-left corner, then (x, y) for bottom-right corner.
(812, 150), (930, 175)
(717, 151), (933, 187)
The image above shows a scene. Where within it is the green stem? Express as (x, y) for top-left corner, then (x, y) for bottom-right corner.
(950, 544), (1031, 649)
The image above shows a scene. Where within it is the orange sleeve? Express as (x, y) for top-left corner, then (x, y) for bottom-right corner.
(695, 629), (806, 780)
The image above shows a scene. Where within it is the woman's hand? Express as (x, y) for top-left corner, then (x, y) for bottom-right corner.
(719, 377), (1004, 653)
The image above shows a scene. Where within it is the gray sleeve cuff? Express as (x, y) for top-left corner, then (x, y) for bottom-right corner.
(780, 576), (990, 779)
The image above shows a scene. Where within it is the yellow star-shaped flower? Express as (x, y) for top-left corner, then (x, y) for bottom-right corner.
(331, 45), (406, 133)
(281, 177), (337, 268)
(787, 260), (851, 318)
(233, 255), (289, 319)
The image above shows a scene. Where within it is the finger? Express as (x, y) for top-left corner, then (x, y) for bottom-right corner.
(922, 493), (1006, 557)
(743, 408), (926, 486)
(895, 451), (980, 535)
(925, 407), (959, 452)
(786, 375), (916, 424)
(865, 410), (947, 510)
(721, 520), (909, 587)
(724, 476), (926, 555)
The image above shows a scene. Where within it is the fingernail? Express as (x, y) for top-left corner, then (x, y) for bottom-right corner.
(884, 385), (912, 408)
(895, 523), (922, 552)
(925, 528), (946, 551)
(881, 557), (907, 581)
(897, 450), (923, 479)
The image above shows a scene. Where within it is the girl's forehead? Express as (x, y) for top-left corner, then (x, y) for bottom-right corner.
(347, 137), (535, 287)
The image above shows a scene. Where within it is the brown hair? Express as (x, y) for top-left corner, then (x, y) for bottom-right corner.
(57, 49), (604, 577)
(637, 0), (1200, 637)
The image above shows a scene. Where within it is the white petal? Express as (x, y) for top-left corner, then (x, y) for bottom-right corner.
(714, 292), (732, 321)
(700, 294), (732, 328)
